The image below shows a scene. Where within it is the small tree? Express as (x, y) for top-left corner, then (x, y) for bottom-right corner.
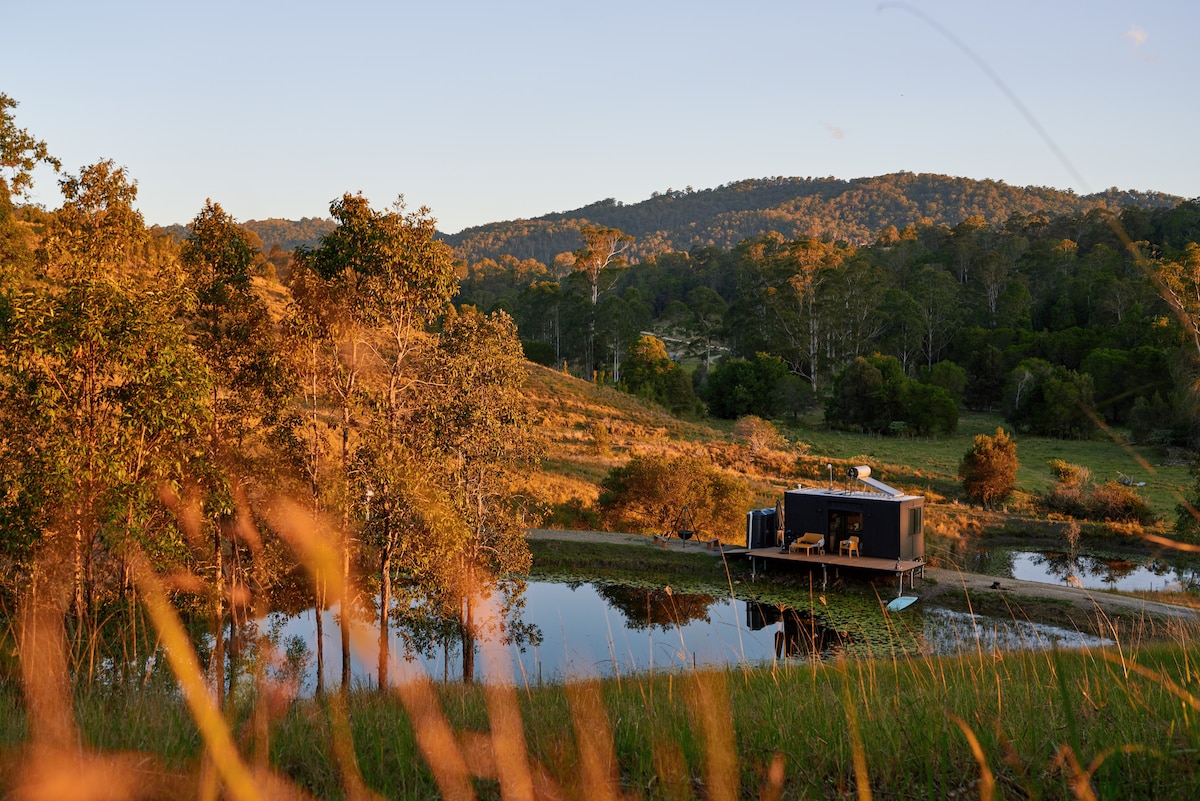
(598, 455), (752, 540)
(733, 416), (787, 453)
(959, 427), (1018, 509)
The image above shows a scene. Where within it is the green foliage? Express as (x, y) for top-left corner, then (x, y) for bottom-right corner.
(704, 352), (788, 419)
(1128, 393), (1175, 445)
(1003, 358), (1096, 438)
(598, 454), (752, 538)
(959, 427), (1019, 509)
(619, 335), (696, 417)
(919, 360), (967, 404)
(826, 354), (957, 436)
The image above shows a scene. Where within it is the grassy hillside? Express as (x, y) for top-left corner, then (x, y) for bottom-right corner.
(522, 366), (1193, 548)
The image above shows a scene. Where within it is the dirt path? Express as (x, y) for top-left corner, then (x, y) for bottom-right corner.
(527, 529), (1200, 623)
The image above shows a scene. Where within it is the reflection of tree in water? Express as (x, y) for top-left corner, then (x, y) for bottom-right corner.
(969, 547), (1016, 578)
(391, 576), (542, 682)
(744, 601), (847, 659)
(1029, 551), (1084, 584)
(595, 584), (716, 631)
(1031, 551), (1146, 588)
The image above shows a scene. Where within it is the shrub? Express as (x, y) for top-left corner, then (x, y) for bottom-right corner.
(733, 416), (786, 453)
(959, 427), (1018, 509)
(1088, 481), (1155, 524)
(589, 422), (612, 457)
(1043, 460), (1156, 524)
(598, 454), (753, 540)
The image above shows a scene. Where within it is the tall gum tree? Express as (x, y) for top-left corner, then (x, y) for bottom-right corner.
(411, 306), (540, 682)
(572, 225), (631, 378)
(291, 193), (457, 692)
(181, 199), (294, 705)
(3, 161), (211, 677)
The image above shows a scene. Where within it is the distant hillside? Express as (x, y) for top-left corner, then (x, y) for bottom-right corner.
(444, 172), (1182, 265)
(156, 216), (335, 253)
(241, 217), (335, 252)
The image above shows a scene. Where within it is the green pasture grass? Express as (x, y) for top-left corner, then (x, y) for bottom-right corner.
(791, 411), (1191, 522)
(7, 637), (1198, 799)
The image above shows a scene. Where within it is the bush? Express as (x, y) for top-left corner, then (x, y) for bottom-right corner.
(590, 422), (612, 457)
(598, 454), (753, 539)
(827, 355), (957, 436)
(959, 427), (1018, 509)
(1043, 460), (1156, 524)
(704, 353), (788, 419)
(1088, 481), (1155, 524)
(733, 416), (787, 453)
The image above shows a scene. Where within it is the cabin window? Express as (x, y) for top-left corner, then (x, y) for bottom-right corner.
(909, 507), (923, 537)
(846, 512), (863, 533)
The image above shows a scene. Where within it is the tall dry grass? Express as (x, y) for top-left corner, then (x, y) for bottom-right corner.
(3, 492), (1200, 799)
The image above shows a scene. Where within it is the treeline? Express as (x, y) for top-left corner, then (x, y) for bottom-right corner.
(458, 197), (1200, 448)
(445, 172), (1181, 264)
(0, 94), (536, 695)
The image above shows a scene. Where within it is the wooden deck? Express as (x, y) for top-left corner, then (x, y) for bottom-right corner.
(745, 547), (926, 592)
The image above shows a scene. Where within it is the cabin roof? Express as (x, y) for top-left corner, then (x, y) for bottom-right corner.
(785, 486), (923, 503)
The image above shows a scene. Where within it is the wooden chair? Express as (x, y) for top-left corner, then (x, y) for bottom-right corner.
(839, 535), (860, 557)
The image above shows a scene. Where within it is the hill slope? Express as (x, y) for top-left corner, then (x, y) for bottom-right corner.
(445, 172), (1181, 264)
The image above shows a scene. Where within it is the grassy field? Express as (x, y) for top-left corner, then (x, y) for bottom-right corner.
(522, 365), (1194, 539)
(4, 636), (1199, 799)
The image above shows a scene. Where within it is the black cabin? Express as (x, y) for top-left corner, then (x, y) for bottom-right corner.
(745, 466), (925, 561)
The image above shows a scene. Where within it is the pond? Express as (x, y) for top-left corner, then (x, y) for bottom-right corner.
(263, 578), (1113, 691)
(965, 547), (1200, 593)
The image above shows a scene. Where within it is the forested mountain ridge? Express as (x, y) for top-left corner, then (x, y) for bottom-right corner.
(159, 216), (335, 252)
(444, 172), (1181, 264)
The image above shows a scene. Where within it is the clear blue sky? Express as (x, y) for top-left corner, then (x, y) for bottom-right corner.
(6, 1), (1198, 234)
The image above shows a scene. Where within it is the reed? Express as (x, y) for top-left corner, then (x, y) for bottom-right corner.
(4, 504), (1200, 799)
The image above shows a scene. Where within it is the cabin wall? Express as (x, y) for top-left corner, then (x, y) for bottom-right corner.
(783, 492), (925, 560)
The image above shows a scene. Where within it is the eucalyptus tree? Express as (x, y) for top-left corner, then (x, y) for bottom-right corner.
(291, 193), (457, 692)
(410, 306), (540, 682)
(0, 93), (60, 274)
(1156, 242), (1200, 358)
(181, 199), (294, 704)
(572, 225), (631, 377)
(2, 161), (211, 675)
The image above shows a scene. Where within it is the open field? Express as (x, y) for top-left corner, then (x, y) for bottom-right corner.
(521, 367), (1195, 545)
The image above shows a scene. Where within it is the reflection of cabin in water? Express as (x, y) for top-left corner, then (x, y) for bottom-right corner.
(745, 601), (847, 658)
(745, 465), (925, 590)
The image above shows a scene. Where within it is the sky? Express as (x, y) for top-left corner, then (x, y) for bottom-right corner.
(5, 1), (1199, 235)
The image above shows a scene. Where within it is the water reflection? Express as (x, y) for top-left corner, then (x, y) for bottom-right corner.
(744, 601), (849, 658)
(264, 578), (1112, 690)
(919, 608), (1113, 654)
(594, 584), (715, 630)
(969, 547), (1200, 593)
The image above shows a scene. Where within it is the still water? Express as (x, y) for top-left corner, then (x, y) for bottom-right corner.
(967, 548), (1200, 593)
(265, 579), (1112, 690)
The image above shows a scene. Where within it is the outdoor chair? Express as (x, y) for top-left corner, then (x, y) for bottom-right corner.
(789, 532), (825, 555)
(840, 535), (860, 557)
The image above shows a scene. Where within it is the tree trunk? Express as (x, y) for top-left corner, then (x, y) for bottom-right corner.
(213, 526), (225, 709)
(461, 597), (475, 684)
(314, 575), (325, 697)
(377, 532), (391, 691)
(340, 404), (352, 693)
